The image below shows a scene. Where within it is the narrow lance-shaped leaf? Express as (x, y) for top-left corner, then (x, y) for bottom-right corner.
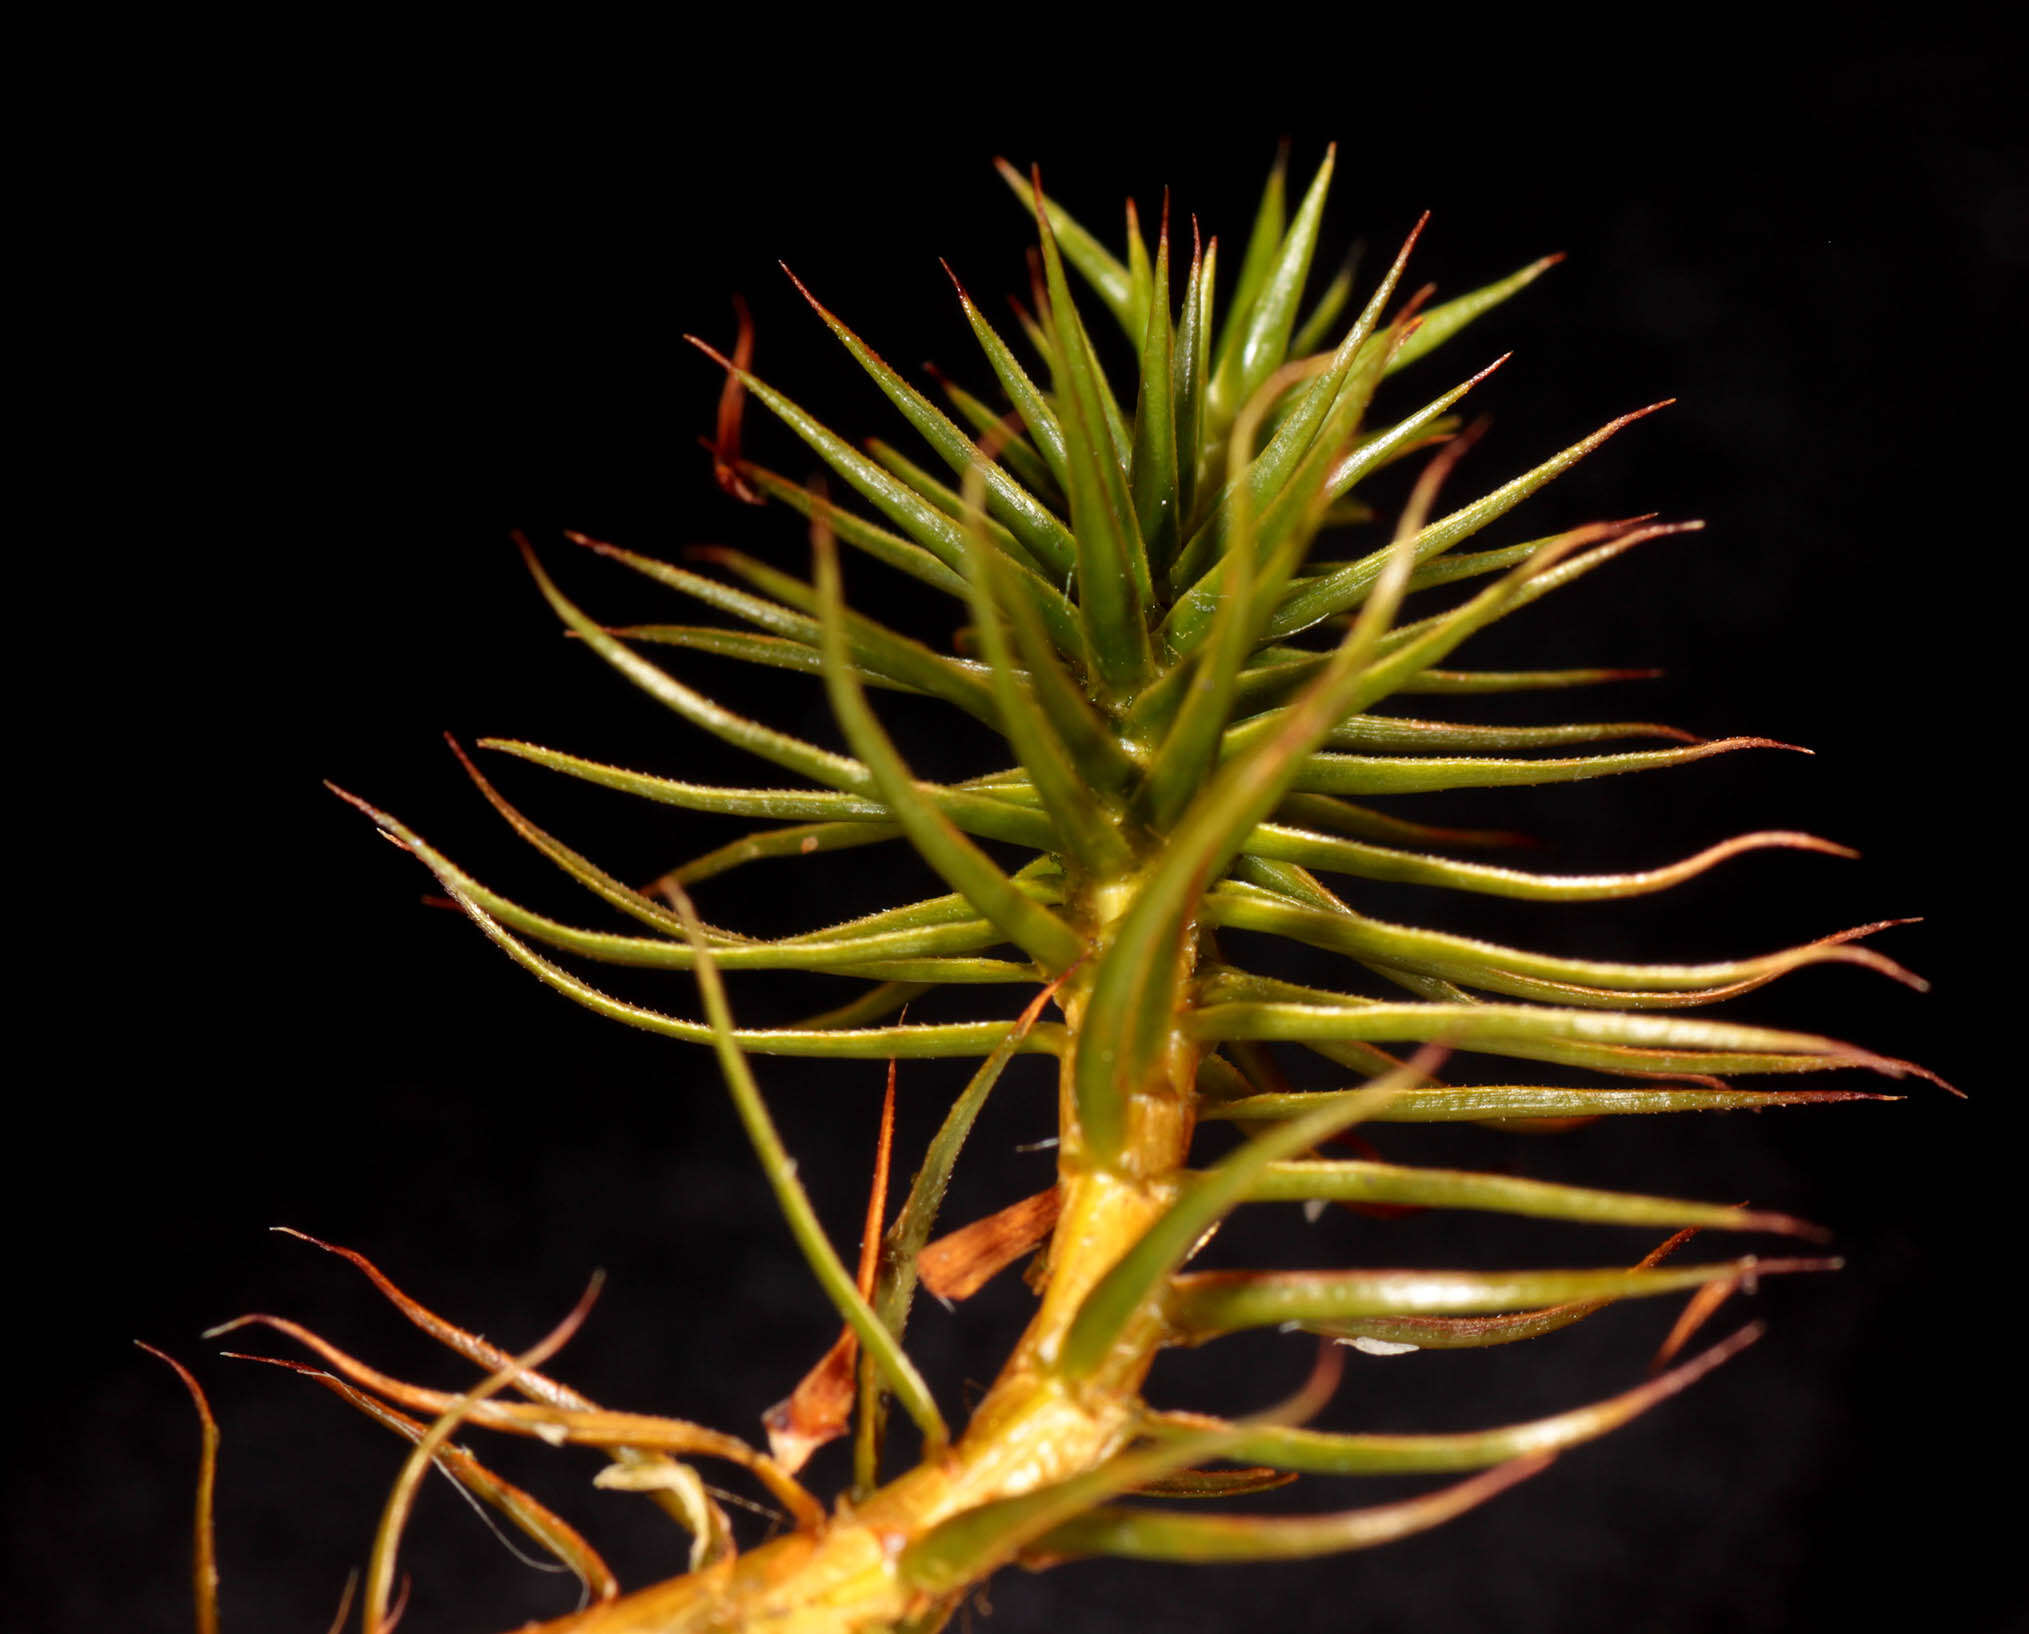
(1012, 286), (1056, 372)
(1384, 252), (1564, 375)
(1072, 454), (1443, 1159)
(1368, 522), (1698, 676)
(1203, 1084), (1901, 1123)
(1240, 824), (1858, 903)
(329, 780), (731, 947)
(856, 974), (1068, 1493)
(737, 461), (970, 598)
(1312, 714), (1694, 752)
(1171, 222), (1212, 527)
(476, 735), (1057, 852)
(1208, 145), (1336, 429)
(1164, 1255), (1838, 1344)
(516, 536), (880, 790)
(1027, 1455), (1553, 1566)
(905, 1419), (1274, 1593)
(959, 461), (1132, 874)
(1128, 200), (1179, 567)
(925, 360), (1059, 497)
(1336, 518), (1666, 656)
(567, 530), (813, 638)
(581, 534), (999, 723)
(1209, 145), (1288, 386)
(653, 815), (900, 893)
(1059, 1055), (1437, 1378)
(1077, 331), (1139, 468)
(760, 881), (1060, 944)
(1220, 859), (1481, 1009)
(613, 625), (924, 693)
(1272, 790), (1532, 850)
(136, 1346), (221, 1634)
(445, 733), (706, 941)
(1324, 349), (1508, 506)
(1392, 532), (1621, 593)
(1243, 1159), (1819, 1237)
(667, 883), (950, 1453)
(688, 544), (1002, 720)
(814, 518), (1086, 971)
(1123, 194), (1154, 338)
(1031, 168), (1154, 693)
(784, 264), (1076, 577)
(1131, 1467), (1297, 1499)
(1165, 215), (1434, 600)
(792, 980), (932, 1032)
(903, 1345), (1347, 1594)
(476, 740), (889, 819)
(687, 339), (1088, 660)
(1264, 525), (1678, 750)
(995, 156), (1139, 339)
(1288, 248), (1358, 357)
(1398, 664), (1664, 694)
(1191, 997), (1929, 1083)
(687, 337), (979, 576)
(373, 779), (1030, 994)
(1233, 531), (1631, 706)
(1237, 312), (1432, 630)
(865, 437), (1037, 557)
(1281, 1229), (1705, 1352)
(434, 882), (1066, 1059)
(1148, 1323), (1763, 1476)
(1288, 737), (1802, 798)
(1201, 962), (1915, 1079)
(706, 293), (758, 503)
(982, 572), (1145, 797)
(406, 858), (1020, 980)
(1134, 361), (1280, 833)
(765, 1068), (898, 1476)
(1270, 401), (1675, 638)
(943, 262), (1069, 487)
(1203, 886), (1920, 1002)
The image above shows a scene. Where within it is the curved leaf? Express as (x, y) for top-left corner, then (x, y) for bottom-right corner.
(1191, 999), (1915, 1081)
(478, 737), (1057, 851)
(1031, 168), (1154, 692)
(1243, 1161), (1817, 1237)
(814, 521), (1086, 972)
(1287, 737), (1802, 797)
(1026, 1455), (1552, 1565)
(1242, 826), (1853, 903)
(1270, 402), (1675, 638)
(1165, 1256), (1837, 1344)
(666, 883), (949, 1455)
(995, 157), (1137, 338)
(1203, 1084), (1900, 1122)
(1146, 1323), (1761, 1475)
(1059, 1060), (1432, 1380)
(785, 264), (1075, 576)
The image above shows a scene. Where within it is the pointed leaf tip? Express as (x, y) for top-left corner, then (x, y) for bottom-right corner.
(324, 780), (404, 838)
(685, 333), (737, 373)
(707, 295), (761, 503)
(139, 1343), (220, 1634)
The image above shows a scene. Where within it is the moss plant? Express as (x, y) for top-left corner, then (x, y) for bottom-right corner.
(164, 150), (1947, 1633)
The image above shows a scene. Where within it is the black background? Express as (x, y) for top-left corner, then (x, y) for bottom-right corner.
(23, 27), (2019, 1633)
